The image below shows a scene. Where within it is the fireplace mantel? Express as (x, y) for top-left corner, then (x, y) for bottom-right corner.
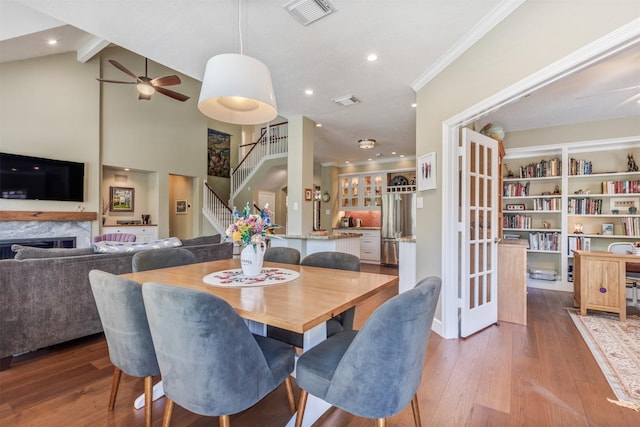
(0, 211), (97, 221)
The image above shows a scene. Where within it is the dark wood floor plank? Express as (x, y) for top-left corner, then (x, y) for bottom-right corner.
(2, 276), (640, 427)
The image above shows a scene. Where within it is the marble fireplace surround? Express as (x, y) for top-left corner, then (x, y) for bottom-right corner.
(0, 211), (97, 249)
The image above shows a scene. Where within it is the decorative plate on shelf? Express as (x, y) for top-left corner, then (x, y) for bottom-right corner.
(389, 176), (409, 186)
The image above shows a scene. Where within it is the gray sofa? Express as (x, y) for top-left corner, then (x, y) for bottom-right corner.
(0, 236), (233, 370)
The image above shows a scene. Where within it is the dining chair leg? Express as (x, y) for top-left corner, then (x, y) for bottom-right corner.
(218, 414), (230, 427)
(144, 376), (153, 427)
(162, 398), (174, 427)
(294, 390), (309, 427)
(284, 376), (296, 413)
(376, 418), (387, 427)
(411, 393), (422, 427)
(108, 367), (122, 411)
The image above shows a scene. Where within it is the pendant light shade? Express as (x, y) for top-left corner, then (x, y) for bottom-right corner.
(198, 53), (278, 125)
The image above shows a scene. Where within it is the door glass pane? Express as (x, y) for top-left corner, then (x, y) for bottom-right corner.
(486, 272), (493, 303)
(470, 142), (477, 173)
(469, 277), (476, 309)
(479, 145), (485, 175)
(469, 243), (476, 275)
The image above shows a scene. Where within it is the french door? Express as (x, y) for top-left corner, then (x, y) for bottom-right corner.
(460, 128), (499, 338)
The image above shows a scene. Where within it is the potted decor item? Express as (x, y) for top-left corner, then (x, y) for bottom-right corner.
(226, 203), (273, 277)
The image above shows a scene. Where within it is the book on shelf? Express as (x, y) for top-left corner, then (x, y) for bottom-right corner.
(518, 158), (561, 178)
(602, 179), (640, 194)
(621, 216), (640, 236)
(569, 158), (592, 175)
(503, 234), (521, 240)
(503, 181), (529, 196)
(567, 198), (603, 215)
(568, 236), (590, 254)
(503, 214), (531, 229)
(529, 231), (560, 251)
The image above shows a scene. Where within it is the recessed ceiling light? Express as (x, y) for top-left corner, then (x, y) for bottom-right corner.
(411, 103), (417, 108)
(368, 158), (373, 161)
(367, 53), (378, 62)
(345, 161), (350, 164)
(305, 89), (314, 95)
(47, 39), (58, 45)
(400, 154), (405, 158)
(124, 168), (130, 171)
(391, 151), (396, 155)
(315, 123), (322, 127)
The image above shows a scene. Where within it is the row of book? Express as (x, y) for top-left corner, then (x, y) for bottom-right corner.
(621, 217), (640, 236)
(517, 158), (561, 178)
(532, 197), (561, 211)
(529, 232), (560, 251)
(567, 198), (603, 215)
(503, 182), (529, 197)
(567, 236), (590, 255)
(602, 180), (640, 194)
(569, 158), (593, 175)
(503, 214), (532, 229)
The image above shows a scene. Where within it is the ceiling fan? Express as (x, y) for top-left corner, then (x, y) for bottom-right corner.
(97, 58), (190, 102)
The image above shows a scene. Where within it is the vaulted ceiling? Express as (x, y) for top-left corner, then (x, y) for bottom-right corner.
(1, 1), (638, 166)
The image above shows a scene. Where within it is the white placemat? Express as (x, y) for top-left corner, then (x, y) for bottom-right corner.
(203, 267), (300, 287)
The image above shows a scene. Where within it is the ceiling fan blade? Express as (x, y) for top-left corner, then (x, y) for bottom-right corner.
(108, 60), (141, 82)
(151, 75), (181, 87)
(155, 86), (190, 102)
(96, 78), (136, 84)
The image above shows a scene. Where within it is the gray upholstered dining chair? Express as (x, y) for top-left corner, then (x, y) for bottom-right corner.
(294, 276), (441, 427)
(88, 270), (159, 427)
(141, 282), (296, 426)
(263, 247), (301, 265)
(267, 251), (360, 348)
(131, 247), (197, 272)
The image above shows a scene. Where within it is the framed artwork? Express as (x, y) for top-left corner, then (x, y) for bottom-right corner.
(602, 223), (614, 235)
(175, 200), (187, 214)
(304, 188), (312, 201)
(609, 196), (639, 214)
(110, 186), (134, 212)
(207, 128), (231, 178)
(417, 152), (436, 191)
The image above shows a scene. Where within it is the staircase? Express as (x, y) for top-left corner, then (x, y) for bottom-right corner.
(203, 122), (288, 235)
(231, 122), (288, 199)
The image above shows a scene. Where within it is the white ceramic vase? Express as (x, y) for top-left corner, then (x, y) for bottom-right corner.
(240, 241), (265, 277)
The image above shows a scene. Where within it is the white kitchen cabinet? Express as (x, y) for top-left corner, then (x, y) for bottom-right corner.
(102, 225), (158, 243)
(333, 228), (381, 264)
(339, 173), (385, 210)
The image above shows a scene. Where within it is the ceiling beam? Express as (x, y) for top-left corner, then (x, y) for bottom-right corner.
(77, 36), (110, 63)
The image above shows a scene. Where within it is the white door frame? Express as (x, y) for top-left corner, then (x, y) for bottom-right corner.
(439, 21), (640, 339)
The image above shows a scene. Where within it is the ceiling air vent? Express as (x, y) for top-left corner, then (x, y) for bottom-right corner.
(332, 94), (360, 106)
(284, 0), (335, 26)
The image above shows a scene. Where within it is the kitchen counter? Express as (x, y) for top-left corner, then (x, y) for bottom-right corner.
(334, 227), (381, 231)
(275, 232), (363, 240)
(269, 233), (361, 259)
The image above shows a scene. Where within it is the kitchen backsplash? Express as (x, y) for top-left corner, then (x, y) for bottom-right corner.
(343, 210), (381, 228)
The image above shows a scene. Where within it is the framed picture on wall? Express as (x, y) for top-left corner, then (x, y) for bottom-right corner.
(304, 188), (313, 201)
(175, 200), (188, 214)
(417, 152), (436, 191)
(110, 186), (134, 212)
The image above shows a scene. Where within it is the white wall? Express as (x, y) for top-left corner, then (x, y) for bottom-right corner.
(415, 1), (638, 328)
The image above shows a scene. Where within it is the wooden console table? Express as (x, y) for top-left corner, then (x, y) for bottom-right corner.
(572, 250), (638, 321)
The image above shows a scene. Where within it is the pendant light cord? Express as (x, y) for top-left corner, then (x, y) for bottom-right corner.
(238, 0), (244, 55)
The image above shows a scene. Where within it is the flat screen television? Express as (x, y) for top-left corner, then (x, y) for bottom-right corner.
(0, 152), (85, 202)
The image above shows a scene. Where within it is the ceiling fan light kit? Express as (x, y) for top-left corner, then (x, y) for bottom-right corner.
(358, 138), (376, 149)
(198, 53), (278, 125)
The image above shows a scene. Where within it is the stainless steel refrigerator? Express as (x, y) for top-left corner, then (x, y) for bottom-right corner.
(381, 193), (416, 266)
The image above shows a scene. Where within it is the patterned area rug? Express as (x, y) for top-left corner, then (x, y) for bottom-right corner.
(568, 309), (640, 411)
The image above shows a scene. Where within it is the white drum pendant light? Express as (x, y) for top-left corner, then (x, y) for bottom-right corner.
(198, 53), (277, 125)
(198, 0), (278, 125)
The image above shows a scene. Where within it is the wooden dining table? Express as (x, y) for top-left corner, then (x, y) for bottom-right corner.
(121, 258), (399, 426)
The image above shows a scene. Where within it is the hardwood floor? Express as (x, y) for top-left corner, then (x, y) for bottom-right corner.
(2, 267), (639, 426)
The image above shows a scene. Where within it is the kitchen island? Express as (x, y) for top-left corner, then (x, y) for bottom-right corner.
(269, 232), (362, 259)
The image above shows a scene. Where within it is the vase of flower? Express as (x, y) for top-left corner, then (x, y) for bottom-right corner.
(240, 241), (266, 277)
(226, 203), (275, 276)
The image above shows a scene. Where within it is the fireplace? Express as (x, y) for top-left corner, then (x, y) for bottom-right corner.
(0, 237), (77, 259)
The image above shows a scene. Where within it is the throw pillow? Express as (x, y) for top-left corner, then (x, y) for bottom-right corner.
(180, 234), (221, 246)
(12, 244), (96, 260)
(93, 237), (183, 253)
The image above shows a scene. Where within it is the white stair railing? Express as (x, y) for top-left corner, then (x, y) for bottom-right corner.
(231, 122), (288, 199)
(202, 183), (234, 236)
